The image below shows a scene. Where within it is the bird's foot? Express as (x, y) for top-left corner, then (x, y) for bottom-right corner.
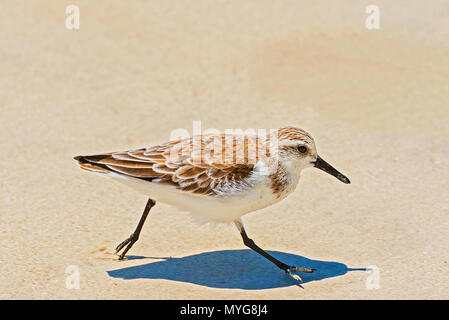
(114, 233), (138, 260)
(285, 266), (316, 282)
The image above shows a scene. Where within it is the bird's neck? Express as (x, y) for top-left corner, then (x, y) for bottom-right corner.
(268, 160), (301, 199)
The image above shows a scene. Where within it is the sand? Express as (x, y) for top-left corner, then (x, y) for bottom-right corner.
(1, 0), (448, 299)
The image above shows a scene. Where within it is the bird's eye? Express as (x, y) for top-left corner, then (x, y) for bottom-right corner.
(297, 146), (308, 154)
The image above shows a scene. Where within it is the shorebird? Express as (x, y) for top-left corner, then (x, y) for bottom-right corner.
(74, 126), (350, 282)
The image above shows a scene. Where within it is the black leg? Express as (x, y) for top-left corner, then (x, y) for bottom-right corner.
(115, 198), (156, 260)
(234, 219), (314, 281)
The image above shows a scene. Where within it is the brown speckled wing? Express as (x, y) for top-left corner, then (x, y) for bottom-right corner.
(76, 135), (258, 195)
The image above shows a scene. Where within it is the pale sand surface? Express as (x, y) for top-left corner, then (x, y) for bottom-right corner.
(1, 1), (448, 299)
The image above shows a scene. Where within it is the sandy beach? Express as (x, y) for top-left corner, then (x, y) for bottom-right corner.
(1, 0), (448, 299)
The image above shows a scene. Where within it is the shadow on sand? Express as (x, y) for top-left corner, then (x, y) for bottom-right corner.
(107, 250), (366, 290)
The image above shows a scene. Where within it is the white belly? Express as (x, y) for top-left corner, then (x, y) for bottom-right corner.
(108, 172), (286, 222)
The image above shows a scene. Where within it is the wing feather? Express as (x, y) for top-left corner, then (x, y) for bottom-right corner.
(75, 134), (262, 196)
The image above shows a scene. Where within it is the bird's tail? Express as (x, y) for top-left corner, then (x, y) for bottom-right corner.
(73, 155), (111, 174)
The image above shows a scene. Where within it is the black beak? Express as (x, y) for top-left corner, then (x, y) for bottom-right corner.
(313, 155), (350, 184)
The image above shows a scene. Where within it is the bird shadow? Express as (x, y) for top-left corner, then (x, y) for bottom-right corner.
(107, 249), (366, 290)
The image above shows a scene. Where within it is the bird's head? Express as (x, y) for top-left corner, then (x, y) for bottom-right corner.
(274, 127), (350, 184)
